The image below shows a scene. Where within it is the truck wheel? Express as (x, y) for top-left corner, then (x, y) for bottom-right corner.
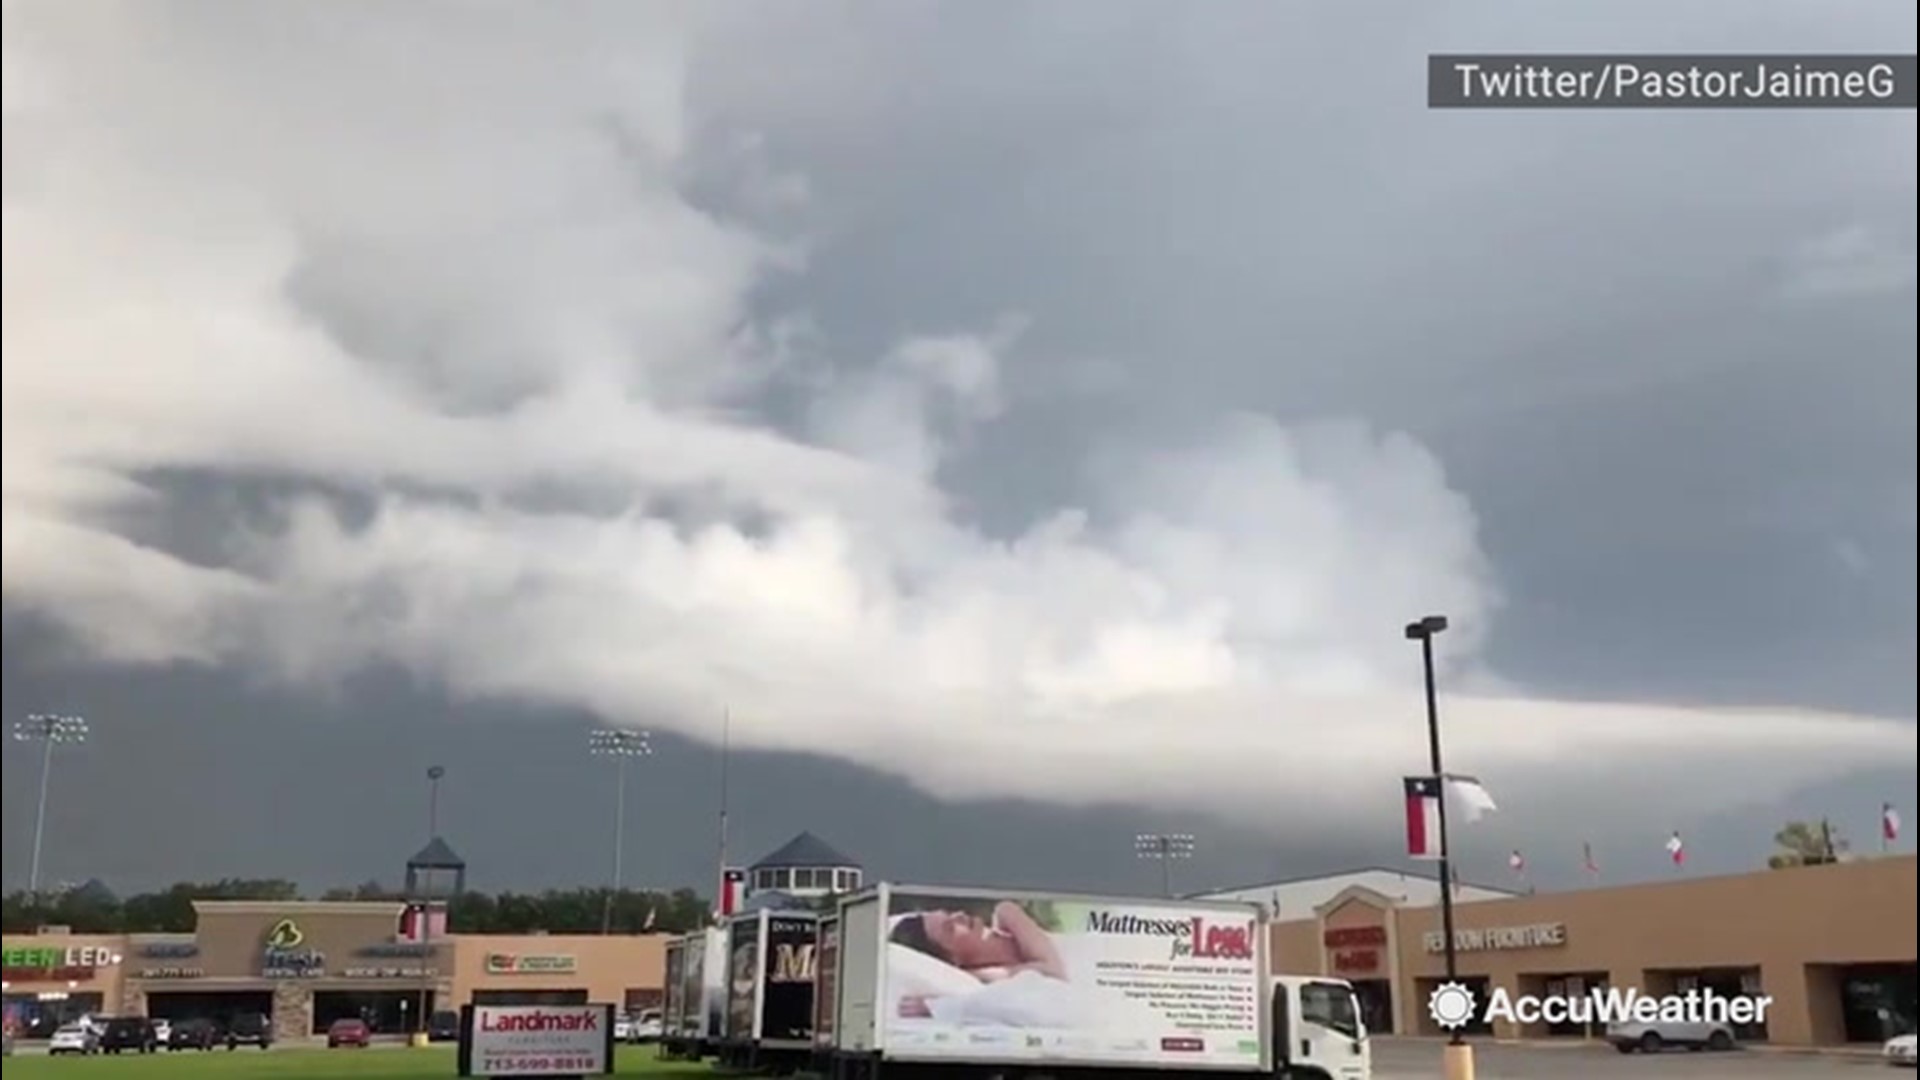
(1707, 1029), (1734, 1051)
(1638, 1031), (1664, 1053)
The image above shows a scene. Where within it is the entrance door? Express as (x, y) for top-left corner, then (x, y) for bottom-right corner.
(1541, 973), (1609, 1037)
(1350, 979), (1393, 1035)
(1676, 969), (1768, 1042)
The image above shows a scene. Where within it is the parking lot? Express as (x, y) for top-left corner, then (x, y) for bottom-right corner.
(1372, 1038), (1893, 1078)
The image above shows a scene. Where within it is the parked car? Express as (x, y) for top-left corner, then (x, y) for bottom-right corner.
(168, 1017), (220, 1051)
(151, 1018), (172, 1046)
(100, 1017), (160, 1054)
(1886, 1032), (1918, 1066)
(629, 1009), (662, 1044)
(427, 1011), (461, 1042)
(225, 1011), (272, 1050)
(49, 1022), (101, 1056)
(1608, 1017), (1738, 1053)
(327, 1018), (371, 1048)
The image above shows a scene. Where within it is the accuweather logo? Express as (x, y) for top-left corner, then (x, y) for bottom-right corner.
(1426, 982), (1771, 1029)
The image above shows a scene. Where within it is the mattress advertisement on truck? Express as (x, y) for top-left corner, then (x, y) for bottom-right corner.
(814, 918), (840, 1045)
(663, 941), (687, 1034)
(761, 915), (818, 1042)
(680, 930), (724, 1039)
(880, 891), (1263, 1068)
(725, 918), (760, 1041)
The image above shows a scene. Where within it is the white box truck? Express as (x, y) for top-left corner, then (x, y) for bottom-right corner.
(813, 913), (841, 1064)
(658, 928), (726, 1060)
(716, 907), (820, 1074)
(820, 883), (1370, 1080)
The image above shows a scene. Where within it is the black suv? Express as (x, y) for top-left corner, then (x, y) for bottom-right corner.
(168, 1018), (220, 1051)
(225, 1012), (272, 1050)
(100, 1017), (159, 1054)
(428, 1011), (461, 1042)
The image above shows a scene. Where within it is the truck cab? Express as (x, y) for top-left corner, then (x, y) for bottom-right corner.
(1272, 975), (1370, 1080)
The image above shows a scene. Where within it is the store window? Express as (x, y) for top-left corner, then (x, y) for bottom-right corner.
(1, 993), (106, 1038)
(1840, 964), (1918, 1043)
(1672, 969), (1767, 1042)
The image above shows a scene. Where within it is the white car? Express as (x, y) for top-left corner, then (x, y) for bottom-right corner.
(1886, 1033), (1917, 1066)
(630, 1009), (663, 1044)
(1607, 1017), (1737, 1053)
(151, 1018), (173, 1046)
(49, 1023), (101, 1055)
(613, 1015), (634, 1042)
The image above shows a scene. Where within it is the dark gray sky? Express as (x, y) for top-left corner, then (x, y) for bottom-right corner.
(2, 0), (1915, 897)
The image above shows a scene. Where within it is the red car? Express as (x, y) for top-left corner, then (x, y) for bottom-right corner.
(326, 1019), (370, 1048)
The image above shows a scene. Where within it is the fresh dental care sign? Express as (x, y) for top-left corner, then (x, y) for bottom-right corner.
(1423, 923), (1567, 953)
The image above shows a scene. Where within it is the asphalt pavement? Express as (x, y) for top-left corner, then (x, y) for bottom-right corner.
(1372, 1038), (1895, 1078)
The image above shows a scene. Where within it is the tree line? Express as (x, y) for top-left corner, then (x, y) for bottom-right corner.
(1, 878), (717, 936)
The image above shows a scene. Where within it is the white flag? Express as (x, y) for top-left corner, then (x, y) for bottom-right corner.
(1446, 774), (1499, 823)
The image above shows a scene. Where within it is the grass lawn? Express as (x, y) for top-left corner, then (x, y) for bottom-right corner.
(1, 1045), (718, 1078)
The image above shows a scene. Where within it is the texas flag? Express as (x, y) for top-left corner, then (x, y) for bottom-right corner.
(1665, 831), (1686, 866)
(717, 867), (747, 917)
(1884, 804), (1902, 843)
(1405, 776), (1444, 859)
(1508, 849), (1527, 875)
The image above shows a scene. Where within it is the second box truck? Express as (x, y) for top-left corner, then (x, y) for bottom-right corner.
(817, 883), (1371, 1080)
(659, 928), (726, 1060)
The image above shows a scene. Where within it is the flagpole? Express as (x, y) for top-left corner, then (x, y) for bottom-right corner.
(1405, 615), (1468, 1067)
(716, 707), (731, 920)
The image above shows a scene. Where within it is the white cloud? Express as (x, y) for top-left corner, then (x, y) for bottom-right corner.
(2, 2), (1910, 847)
(1782, 224), (1918, 300)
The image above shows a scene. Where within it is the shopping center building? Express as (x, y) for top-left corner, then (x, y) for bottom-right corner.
(1260, 853), (1916, 1047)
(1, 900), (666, 1042)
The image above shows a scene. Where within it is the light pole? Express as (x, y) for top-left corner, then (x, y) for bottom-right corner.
(1134, 833), (1195, 898)
(13, 714), (89, 894)
(1406, 615), (1473, 1078)
(416, 765), (446, 1039)
(427, 766), (446, 838)
(590, 728), (652, 934)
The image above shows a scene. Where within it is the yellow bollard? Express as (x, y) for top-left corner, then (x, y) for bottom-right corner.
(409, 1032), (431, 1049)
(1442, 1042), (1476, 1080)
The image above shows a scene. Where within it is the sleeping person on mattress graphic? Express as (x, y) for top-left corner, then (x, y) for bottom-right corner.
(887, 901), (1104, 1028)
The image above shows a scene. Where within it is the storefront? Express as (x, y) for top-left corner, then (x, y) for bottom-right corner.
(4, 902), (666, 1043)
(449, 934), (665, 1014)
(119, 901), (455, 1042)
(1270, 854), (1917, 1047)
(0, 937), (125, 1037)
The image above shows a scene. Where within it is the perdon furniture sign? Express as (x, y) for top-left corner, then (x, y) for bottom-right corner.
(457, 1003), (615, 1078)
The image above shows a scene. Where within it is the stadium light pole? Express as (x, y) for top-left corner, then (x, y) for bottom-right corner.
(590, 728), (653, 934)
(1407, 615), (1472, 1075)
(14, 714), (90, 895)
(426, 765), (446, 838)
(1134, 833), (1195, 898)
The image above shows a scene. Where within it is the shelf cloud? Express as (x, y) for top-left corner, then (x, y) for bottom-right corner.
(3, 1), (1910, 849)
